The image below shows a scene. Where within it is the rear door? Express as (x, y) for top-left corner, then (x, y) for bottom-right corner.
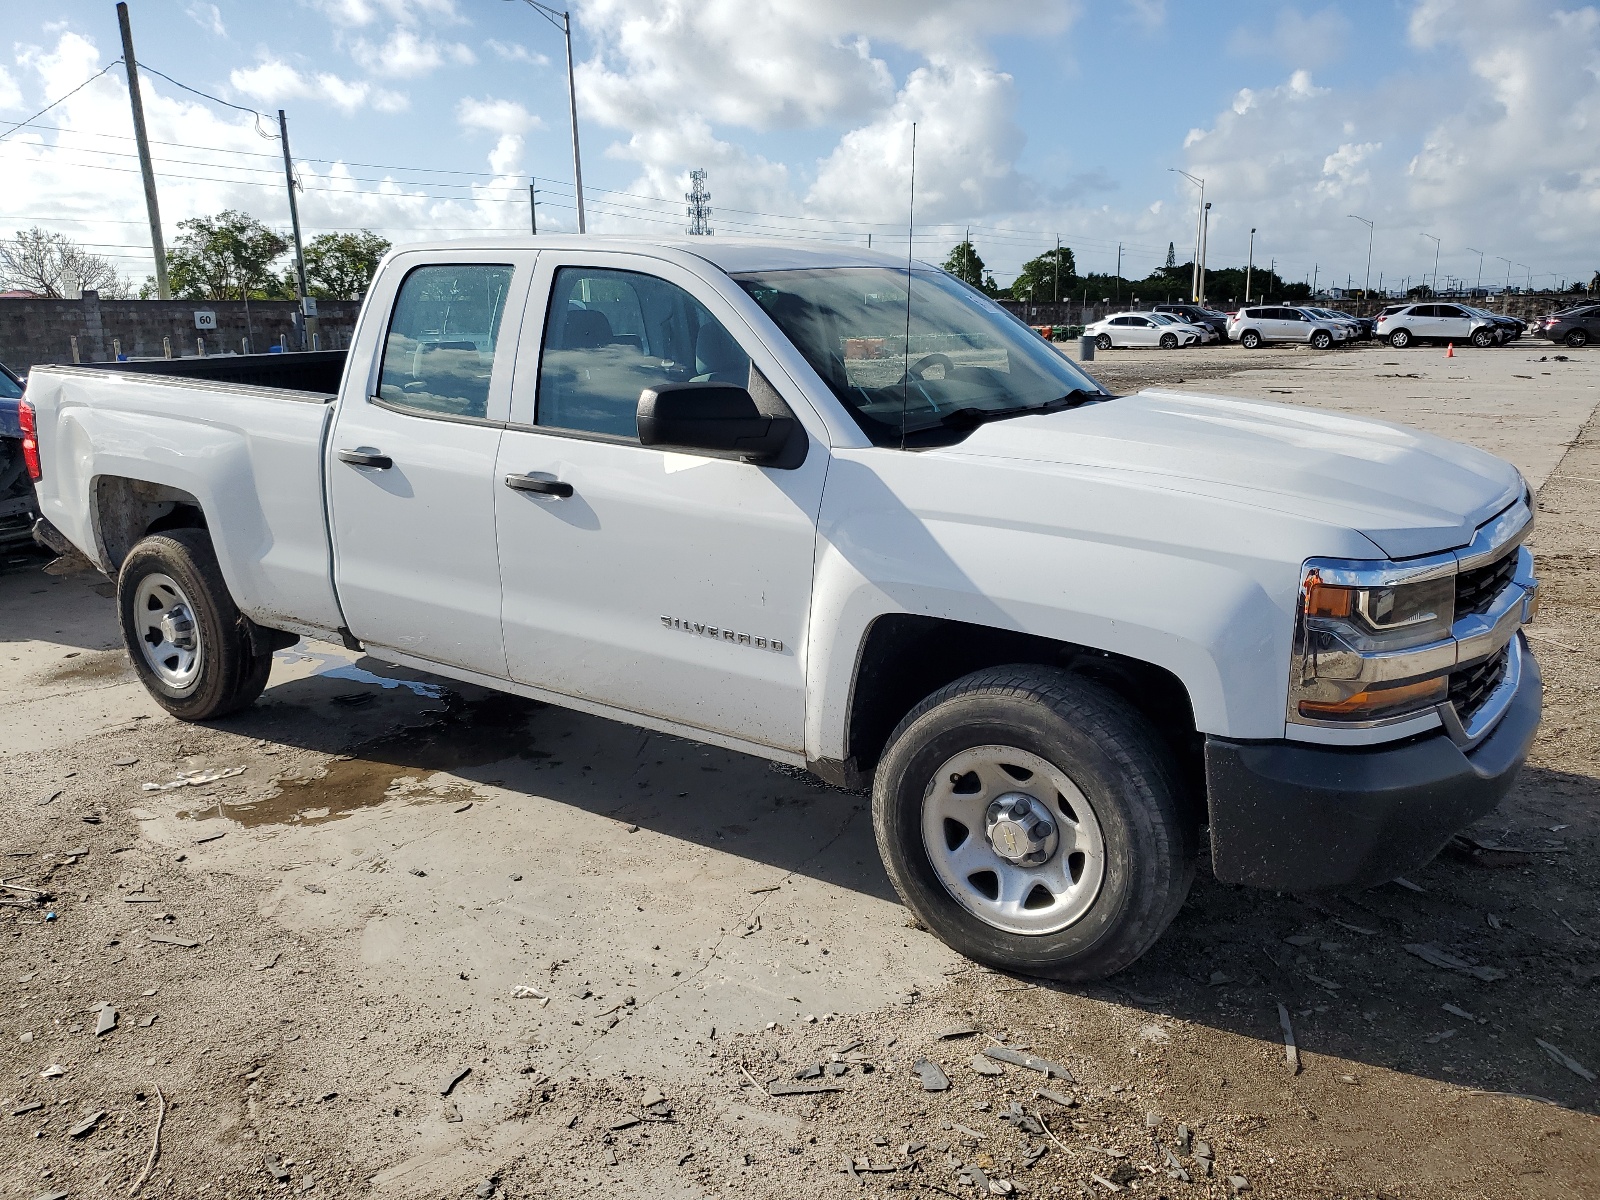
(327, 252), (535, 676)
(492, 252), (829, 753)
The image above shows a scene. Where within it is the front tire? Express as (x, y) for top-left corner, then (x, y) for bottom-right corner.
(1159, 333), (1178, 349)
(872, 666), (1195, 981)
(1239, 330), (1261, 349)
(1471, 328), (1495, 348)
(118, 529), (273, 721)
(1311, 330), (1333, 350)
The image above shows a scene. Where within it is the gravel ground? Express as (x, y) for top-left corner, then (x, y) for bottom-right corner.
(2, 348), (1597, 1200)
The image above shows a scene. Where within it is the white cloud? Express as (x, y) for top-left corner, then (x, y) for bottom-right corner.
(1229, 7), (1350, 68)
(0, 65), (23, 111)
(456, 96), (543, 136)
(230, 58), (408, 114)
(1125, 0), (1168, 31)
(185, 2), (227, 37)
(308, 0), (461, 27)
(350, 29), (475, 77)
(485, 40), (549, 66)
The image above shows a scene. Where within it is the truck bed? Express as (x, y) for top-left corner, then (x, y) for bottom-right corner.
(78, 349), (348, 396)
(26, 364), (345, 636)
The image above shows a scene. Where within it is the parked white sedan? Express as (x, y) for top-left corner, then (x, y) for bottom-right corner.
(1086, 312), (1201, 349)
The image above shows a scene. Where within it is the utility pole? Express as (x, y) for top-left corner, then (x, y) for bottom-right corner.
(1245, 227), (1255, 306)
(1465, 247), (1484, 296)
(1348, 214), (1373, 301)
(1169, 168), (1204, 302)
(1054, 234), (1061, 305)
(1115, 243), (1122, 306)
(1496, 256), (1513, 310)
(278, 109), (313, 350)
(1422, 232), (1440, 295)
(529, 180), (539, 233)
(1311, 263), (1318, 298)
(1198, 202), (1211, 305)
(505, 1), (586, 232)
(1268, 257), (1275, 302)
(116, 2), (168, 299)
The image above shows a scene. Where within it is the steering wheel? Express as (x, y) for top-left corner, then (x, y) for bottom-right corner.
(896, 352), (955, 384)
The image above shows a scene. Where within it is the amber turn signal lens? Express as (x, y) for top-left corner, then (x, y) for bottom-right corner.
(1302, 573), (1354, 619)
(1298, 676), (1448, 721)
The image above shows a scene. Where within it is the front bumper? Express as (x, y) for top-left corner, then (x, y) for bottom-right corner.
(1205, 639), (1541, 891)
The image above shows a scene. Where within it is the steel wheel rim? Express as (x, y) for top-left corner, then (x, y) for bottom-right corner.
(921, 745), (1106, 936)
(132, 572), (203, 690)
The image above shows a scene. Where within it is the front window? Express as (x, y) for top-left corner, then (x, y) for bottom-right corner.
(735, 267), (1106, 446)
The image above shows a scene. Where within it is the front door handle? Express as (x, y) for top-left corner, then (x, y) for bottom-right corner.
(338, 447), (393, 469)
(504, 473), (574, 498)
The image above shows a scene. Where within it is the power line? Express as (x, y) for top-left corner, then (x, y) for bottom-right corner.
(0, 60), (125, 144)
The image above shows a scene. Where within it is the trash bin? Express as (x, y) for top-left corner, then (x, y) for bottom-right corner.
(1079, 334), (1095, 361)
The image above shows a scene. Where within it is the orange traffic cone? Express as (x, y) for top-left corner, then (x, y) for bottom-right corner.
(1447, 343), (1455, 357)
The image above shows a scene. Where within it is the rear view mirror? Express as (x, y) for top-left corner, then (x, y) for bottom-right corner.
(637, 382), (796, 465)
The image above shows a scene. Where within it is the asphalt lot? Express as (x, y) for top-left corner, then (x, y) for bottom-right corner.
(2, 338), (1596, 1199)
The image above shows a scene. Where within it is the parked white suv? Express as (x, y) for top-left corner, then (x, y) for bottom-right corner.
(1376, 303), (1502, 349)
(1085, 311), (1200, 349)
(1228, 306), (1347, 349)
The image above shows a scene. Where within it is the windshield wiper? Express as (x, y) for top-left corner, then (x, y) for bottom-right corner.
(933, 388), (1107, 429)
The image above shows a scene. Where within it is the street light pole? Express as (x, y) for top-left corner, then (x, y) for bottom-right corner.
(1169, 168), (1204, 302)
(1496, 256), (1513, 311)
(1465, 246), (1484, 296)
(1422, 232), (1440, 295)
(1245, 227), (1256, 305)
(1348, 214), (1373, 301)
(1198, 201), (1211, 305)
(505, 0), (586, 233)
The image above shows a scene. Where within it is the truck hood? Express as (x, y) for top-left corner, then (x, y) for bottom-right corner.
(940, 389), (1523, 559)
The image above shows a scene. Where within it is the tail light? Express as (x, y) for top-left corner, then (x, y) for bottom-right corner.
(18, 397), (41, 482)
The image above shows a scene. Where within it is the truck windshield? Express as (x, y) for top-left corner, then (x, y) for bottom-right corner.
(733, 267), (1108, 446)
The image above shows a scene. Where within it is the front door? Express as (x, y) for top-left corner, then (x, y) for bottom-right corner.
(493, 253), (828, 753)
(328, 254), (534, 677)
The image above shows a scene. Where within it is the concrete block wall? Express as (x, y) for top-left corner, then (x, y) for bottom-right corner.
(0, 293), (364, 374)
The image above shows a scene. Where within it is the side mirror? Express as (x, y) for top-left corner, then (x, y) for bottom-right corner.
(637, 382), (796, 464)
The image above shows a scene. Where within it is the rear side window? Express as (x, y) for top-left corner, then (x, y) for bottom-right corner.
(377, 264), (514, 420)
(536, 266), (750, 440)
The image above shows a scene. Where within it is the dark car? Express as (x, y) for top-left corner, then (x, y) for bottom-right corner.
(0, 359), (39, 548)
(1152, 302), (1230, 341)
(1323, 309), (1374, 339)
(1539, 303), (1600, 347)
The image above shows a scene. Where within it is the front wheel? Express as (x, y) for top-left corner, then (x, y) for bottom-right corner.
(1567, 329), (1590, 348)
(872, 666), (1195, 981)
(1096, 333), (1113, 351)
(1311, 330), (1333, 350)
(118, 529), (273, 721)
(1389, 328), (1412, 348)
(1472, 328), (1495, 348)
(1239, 330), (1261, 349)
(1159, 333), (1178, 349)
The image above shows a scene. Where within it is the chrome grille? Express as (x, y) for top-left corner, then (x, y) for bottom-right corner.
(1449, 645), (1509, 721)
(1455, 550), (1519, 618)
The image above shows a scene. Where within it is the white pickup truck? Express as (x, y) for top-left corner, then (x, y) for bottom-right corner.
(23, 238), (1541, 980)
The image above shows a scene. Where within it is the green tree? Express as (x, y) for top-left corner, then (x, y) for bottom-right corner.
(303, 230), (391, 299)
(1011, 246), (1078, 303)
(165, 210), (289, 300)
(942, 239), (986, 287)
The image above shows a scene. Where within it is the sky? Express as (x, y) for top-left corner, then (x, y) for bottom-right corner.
(1, 0), (1597, 295)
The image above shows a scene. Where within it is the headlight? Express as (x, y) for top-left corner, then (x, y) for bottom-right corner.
(1292, 565), (1456, 723)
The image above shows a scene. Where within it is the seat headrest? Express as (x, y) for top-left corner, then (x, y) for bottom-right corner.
(564, 307), (615, 349)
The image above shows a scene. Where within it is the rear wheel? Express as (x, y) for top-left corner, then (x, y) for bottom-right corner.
(1567, 329), (1590, 348)
(1240, 330), (1261, 349)
(1159, 333), (1178, 349)
(1389, 328), (1412, 349)
(118, 529), (273, 721)
(1096, 333), (1113, 351)
(1311, 330), (1333, 350)
(872, 666), (1195, 980)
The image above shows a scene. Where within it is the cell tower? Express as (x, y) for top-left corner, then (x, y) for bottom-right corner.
(685, 168), (713, 236)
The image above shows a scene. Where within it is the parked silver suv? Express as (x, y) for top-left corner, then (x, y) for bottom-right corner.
(1227, 306), (1347, 349)
(1376, 302), (1501, 349)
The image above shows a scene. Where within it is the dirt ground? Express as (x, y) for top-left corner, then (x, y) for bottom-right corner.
(2, 339), (1597, 1200)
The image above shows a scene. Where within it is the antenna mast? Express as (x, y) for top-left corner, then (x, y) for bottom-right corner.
(686, 168), (713, 236)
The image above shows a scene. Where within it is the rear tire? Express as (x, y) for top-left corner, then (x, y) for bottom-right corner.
(117, 529), (273, 721)
(1567, 329), (1590, 348)
(872, 666), (1195, 981)
(1096, 334), (1113, 351)
(1240, 330), (1261, 349)
(1389, 328), (1412, 348)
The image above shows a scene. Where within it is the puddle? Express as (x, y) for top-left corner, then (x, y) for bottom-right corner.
(38, 649), (136, 687)
(219, 691), (549, 828)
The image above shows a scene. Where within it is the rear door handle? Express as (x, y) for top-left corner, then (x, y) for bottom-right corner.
(504, 474), (573, 498)
(338, 447), (393, 469)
